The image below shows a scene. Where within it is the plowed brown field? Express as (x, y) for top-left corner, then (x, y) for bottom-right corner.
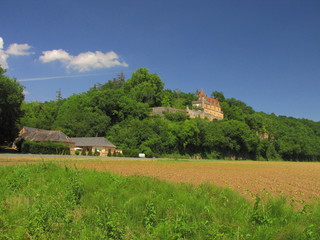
(1, 157), (320, 203)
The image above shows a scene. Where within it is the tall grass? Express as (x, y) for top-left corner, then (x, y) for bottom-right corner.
(0, 163), (319, 239)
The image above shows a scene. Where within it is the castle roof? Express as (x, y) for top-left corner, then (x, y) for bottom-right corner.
(198, 90), (220, 106)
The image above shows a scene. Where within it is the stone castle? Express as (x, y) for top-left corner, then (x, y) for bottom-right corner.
(188, 89), (224, 120)
(152, 90), (224, 121)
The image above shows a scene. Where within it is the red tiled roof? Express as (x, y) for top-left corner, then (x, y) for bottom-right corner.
(206, 96), (219, 105)
(198, 90), (220, 106)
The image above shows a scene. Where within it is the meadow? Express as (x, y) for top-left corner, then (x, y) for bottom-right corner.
(0, 158), (320, 239)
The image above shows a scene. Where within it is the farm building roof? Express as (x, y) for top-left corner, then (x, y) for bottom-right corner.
(22, 126), (46, 132)
(71, 137), (116, 148)
(21, 130), (73, 143)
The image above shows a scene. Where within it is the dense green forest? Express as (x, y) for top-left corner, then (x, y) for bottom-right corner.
(18, 68), (320, 161)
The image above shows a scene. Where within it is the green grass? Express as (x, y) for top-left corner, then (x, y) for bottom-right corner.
(0, 163), (319, 239)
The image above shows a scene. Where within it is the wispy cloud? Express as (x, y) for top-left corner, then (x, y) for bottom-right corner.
(18, 73), (102, 82)
(39, 49), (128, 72)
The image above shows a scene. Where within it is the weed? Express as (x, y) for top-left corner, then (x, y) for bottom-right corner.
(143, 201), (156, 231)
(251, 195), (273, 225)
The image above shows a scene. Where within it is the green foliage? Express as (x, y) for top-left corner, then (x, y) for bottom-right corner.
(161, 89), (197, 109)
(87, 148), (93, 156)
(53, 94), (111, 137)
(107, 149), (112, 156)
(94, 148), (99, 156)
(0, 67), (24, 144)
(0, 164), (319, 239)
(14, 138), (25, 152)
(21, 141), (70, 155)
(20, 100), (62, 130)
(81, 148), (86, 156)
(124, 68), (164, 107)
(95, 72), (126, 90)
(164, 111), (189, 121)
(143, 201), (156, 230)
(211, 91), (226, 102)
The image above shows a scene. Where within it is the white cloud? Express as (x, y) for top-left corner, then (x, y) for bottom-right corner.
(22, 89), (29, 95)
(39, 49), (128, 72)
(6, 43), (33, 56)
(39, 49), (72, 63)
(0, 37), (9, 69)
(0, 37), (33, 69)
(0, 37), (128, 72)
(0, 37), (4, 49)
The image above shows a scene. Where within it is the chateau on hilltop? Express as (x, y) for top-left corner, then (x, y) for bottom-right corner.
(187, 90), (224, 120)
(152, 90), (224, 121)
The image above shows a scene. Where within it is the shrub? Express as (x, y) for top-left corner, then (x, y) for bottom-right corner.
(123, 148), (140, 157)
(164, 111), (189, 121)
(21, 141), (70, 155)
(94, 148), (99, 156)
(81, 148), (86, 156)
(15, 138), (25, 152)
(107, 149), (112, 157)
(75, 150), (80, 155)
(88, 148), (93, 156)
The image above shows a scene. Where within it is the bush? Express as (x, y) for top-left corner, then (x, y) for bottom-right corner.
(94, 148), (99, 156)
(81, 148), (86, 156)
(21, 141), (70, 155)
(163, 111), (189, 121)
(107, 149), (112, 157)
(88, 148), (93, 156)
(123, 148), (140, 157)
(75, 150), (80, 155)
(15, 138), (25, 152)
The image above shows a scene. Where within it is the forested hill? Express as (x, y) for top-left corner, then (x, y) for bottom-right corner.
(20, 68), (320, 161)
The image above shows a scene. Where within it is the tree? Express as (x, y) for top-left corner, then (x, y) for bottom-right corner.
(0, 67), (24, 144)
(96, 72), (126, 90)
(124, 68), (164, 107)
(220, 98), (254, 122)
(211, 91), (225, 102)
(53, 94), (110, 137)
(56, 89), (62, 101)
(20, 100), (62, 130)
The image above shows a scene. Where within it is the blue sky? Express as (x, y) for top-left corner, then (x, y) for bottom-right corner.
(1, 0), (319, 121)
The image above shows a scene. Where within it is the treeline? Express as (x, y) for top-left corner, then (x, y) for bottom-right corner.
(20, 68), (320, 161)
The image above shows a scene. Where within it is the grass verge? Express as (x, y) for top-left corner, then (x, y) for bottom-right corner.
(0, 163), (319, 239)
